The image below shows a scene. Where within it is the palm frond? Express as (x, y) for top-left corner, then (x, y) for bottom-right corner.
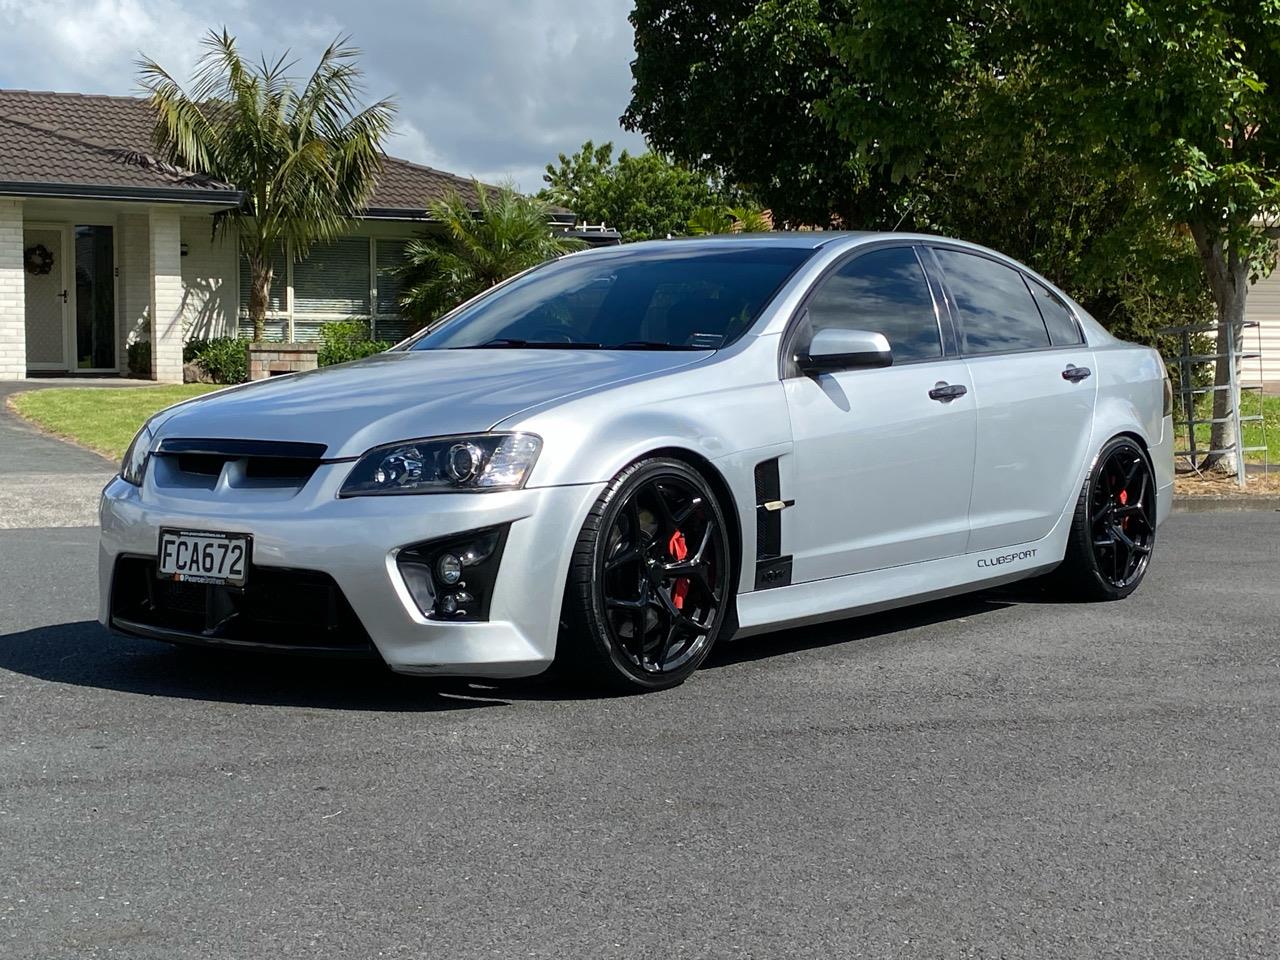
(399, 183), (585, 322)
(138, 30), (396, 339)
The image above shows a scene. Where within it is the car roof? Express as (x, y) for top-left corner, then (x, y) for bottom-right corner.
(564, 231), (1031, 258)
(602, 232), (869, 253)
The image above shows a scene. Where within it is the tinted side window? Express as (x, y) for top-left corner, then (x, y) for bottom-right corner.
(806, 247), (942, 362)
(1028, 278), (1083, 345)
(934, 249), (1050, 355)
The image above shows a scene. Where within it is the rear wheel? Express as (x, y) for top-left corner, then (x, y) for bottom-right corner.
(1050, 436), (1156, 601)
(559, 458), (733, 692)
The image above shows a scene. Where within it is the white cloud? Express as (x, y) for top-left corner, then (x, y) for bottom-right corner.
(0, 0), (647, 190)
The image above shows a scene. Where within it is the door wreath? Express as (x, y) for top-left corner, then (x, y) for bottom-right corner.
(24, 243), (54, 276)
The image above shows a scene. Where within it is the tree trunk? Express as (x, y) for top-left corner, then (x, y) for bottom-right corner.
(1189, 224), (1248, 474)
(247, 254), (273, 343)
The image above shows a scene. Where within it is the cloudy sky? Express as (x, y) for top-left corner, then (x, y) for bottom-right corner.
(0, 0), (647, 190)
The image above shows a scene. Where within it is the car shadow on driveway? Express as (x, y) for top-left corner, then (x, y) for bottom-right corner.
(707, 590), (1015, 669)
(2, 591), (1021, 709)
(0, 620), (507, 712)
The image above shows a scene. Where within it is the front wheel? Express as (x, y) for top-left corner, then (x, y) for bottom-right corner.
(559, 458), (734, 693)
(1049, 436), (1157, 601)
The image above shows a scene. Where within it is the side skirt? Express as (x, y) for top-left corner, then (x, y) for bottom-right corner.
(734, 528), (1068, 639)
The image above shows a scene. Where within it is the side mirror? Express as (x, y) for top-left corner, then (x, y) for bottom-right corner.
(797, 328), (893, 374)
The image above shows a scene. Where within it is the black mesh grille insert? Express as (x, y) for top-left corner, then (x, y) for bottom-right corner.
(110, 556), (375, 655)
(754, 457), (782, 559)
(754, 459), (781, 504)
(156, 438), (326, 488)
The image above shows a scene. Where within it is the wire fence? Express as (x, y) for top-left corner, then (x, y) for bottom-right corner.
(1157, 319), (1270, 488)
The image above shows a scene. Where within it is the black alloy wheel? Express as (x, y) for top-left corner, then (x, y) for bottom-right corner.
(1051, 436), (1157, 601)
(560, 458), (733, 691)
(1089, 441), (1156, 589)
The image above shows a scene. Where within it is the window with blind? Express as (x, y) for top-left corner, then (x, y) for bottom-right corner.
(293, 238), (371, 317)
(374, 240), (414, 341)
(237, 236), (414, 341)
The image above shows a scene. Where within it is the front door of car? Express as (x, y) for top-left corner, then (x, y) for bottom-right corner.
(781, 245), (977, 582)
(928, 247), (1098, 552)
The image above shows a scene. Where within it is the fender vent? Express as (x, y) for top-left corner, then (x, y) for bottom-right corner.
(753, 457), (791, 589)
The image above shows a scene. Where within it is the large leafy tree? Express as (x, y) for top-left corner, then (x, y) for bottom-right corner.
(540, 140), (729, 241)
(399, 183), (585, 322)
(823, 1), (1280, 470)
(139, 29), (395, 341)
(626, 2), (1210, 352)
(624, 0), (907, 227)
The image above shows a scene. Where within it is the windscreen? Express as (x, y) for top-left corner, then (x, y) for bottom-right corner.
(407, 245), (813, 351)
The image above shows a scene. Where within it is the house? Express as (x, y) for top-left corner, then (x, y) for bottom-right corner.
(0, 89), (614, 382)
(1244, 269), (1280, 393)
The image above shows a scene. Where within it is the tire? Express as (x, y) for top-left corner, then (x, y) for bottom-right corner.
(558, 457), (735, 693)
(1048, 435), (1157, 601)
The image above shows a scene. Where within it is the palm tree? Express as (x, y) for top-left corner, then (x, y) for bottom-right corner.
(139, 29), (395, 341)
(686, 204), (772, 235)
(686, 205), (734, 235)
(400, 182), (586, 322)
(727, 205), (773, 233)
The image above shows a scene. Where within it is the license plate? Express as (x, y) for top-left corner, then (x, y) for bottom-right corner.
(157, 529), (250, 586)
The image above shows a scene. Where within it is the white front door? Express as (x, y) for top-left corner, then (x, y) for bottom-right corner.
(23, 226), (69, 370)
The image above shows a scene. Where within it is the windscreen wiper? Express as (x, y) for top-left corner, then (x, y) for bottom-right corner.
(606, 340), (706, 351)
(462, 338), (604, 349)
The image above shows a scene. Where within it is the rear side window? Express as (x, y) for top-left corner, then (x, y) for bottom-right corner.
(934, 249), (1050, 355)
(805, 247), (942, 362)
(1027, 278), (1084, 345)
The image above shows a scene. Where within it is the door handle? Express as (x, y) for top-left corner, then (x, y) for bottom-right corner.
(928, 381), (968, 402)
(57, 290), (68, 303)
(1062, 364), (1091, 383)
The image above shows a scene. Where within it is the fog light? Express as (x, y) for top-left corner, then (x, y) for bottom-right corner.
(395, 525), (510, 622)
(437, 553), (463, 585)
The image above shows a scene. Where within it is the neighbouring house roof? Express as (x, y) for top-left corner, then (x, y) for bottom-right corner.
(0, 89), (496, 216)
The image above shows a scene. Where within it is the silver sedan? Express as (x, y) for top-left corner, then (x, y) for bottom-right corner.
(100, 233), (1174, 692)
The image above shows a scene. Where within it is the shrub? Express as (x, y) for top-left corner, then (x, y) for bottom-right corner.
(126, 340), (151, 379)
(318, 320), (390, 366)
(186, 337), (249, 384)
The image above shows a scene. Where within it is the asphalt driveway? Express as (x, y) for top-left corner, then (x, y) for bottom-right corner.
(0, 381), (124, 529)
(2, 509), (1279, 959)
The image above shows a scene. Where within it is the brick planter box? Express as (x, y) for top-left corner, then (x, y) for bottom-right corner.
(247, 341), (318, 381)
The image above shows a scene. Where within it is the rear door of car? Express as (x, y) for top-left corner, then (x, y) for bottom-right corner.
(781, 243), (977, 581)
(926, 245), (1097, 552)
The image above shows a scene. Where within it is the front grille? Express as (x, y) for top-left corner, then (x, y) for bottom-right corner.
(110, 556), (375, 655)
(156, 438), (327, 490)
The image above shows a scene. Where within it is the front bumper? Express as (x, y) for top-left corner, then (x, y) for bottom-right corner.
(99, 465), (604, 678)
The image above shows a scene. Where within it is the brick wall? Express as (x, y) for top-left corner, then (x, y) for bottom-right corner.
(0, 199), (25, 380)
(247, 341), (318, 380)
(149, 210), (184, 383)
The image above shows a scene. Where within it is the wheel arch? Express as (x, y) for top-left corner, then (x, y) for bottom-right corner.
(626, 446), (745, 596)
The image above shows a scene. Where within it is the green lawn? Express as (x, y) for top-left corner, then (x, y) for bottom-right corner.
(1186, 393), (1279, 463)
(8, 385), (222, 461)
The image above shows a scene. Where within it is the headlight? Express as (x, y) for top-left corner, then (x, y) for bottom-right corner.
(120, 423), (154, 486)
(339, 433), (541, 497)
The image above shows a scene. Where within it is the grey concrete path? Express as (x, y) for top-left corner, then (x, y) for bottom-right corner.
(0, 379), (147, 529)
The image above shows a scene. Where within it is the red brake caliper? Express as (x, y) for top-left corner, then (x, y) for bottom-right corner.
(668, 530), (689, 610)
(1118, 487), (1129, 530)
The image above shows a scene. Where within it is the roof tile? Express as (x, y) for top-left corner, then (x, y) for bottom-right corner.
(0, 89), (491, 212)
